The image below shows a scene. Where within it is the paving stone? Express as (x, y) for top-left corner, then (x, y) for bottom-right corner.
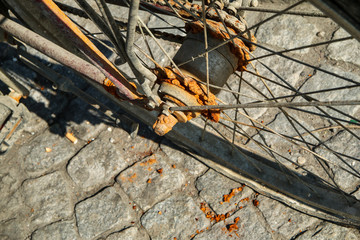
(193, 204), (271, 240)
(58, 93), (109, 142)
(67, 136), (129, 194)
(141, 194), (211, 240)
(133, 35), (180, 70)
(117, 152), (186, 211)
(2, 60), (70, 123)
(217, 48), (306, 127)
(21, 171), (73, 228)
(147, 14), (186, 37)
(196, 169), (252, 214)
(256, 14), (318, 54)
(106, 126), (160, 164)
(18, 125), (79, 175)
(297, 221), (360, 240)
(75, 186), (138, 239)
(106, 227), (150, 240)
(106, 3), (151, 23)
(160, 139), (208, 178)
(315, 130), (360, 192)
(0, 161), (24, 221)
(31, 220), (80, 240)
(257, 195), (320, 237)
(297, 64), (360, 119)
(327, 28), (360, 66)
(0, 217), (29, 240)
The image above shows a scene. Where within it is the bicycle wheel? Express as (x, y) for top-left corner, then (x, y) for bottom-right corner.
(4, 0), (360, 226)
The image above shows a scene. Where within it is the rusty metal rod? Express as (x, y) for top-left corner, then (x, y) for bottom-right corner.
(0, 14), (106, 85)
(171, 100), (360, 111)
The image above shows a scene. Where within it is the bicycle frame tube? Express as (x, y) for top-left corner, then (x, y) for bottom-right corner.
(3, 0), (141, 100)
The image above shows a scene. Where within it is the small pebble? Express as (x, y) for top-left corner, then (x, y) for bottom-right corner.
(317, 31), (325, 37)
(297, 157), (307, 165)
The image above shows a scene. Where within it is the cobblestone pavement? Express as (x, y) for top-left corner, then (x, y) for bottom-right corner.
(1, 0), (360, 239)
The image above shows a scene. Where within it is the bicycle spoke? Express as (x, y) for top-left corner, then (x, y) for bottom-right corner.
(201, 0), (210, 97)
(235, 6), (327, 17)
(251, 37), (353, 61)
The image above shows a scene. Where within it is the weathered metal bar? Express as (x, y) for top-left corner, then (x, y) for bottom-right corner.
(0, 14), (105, 86)
(4, 0), (140, 100)
(171, 100), (360, 111)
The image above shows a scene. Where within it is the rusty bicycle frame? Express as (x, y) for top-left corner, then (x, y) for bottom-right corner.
(1, 0), (360, 227)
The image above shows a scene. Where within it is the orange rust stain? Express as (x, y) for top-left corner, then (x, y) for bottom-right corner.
(223, 187), (243, 203)
(147, 178), (152, 183)
(227, 224), (238, 232)
(227, 217), (240, 233)
(153, 114), (179, 136)
(240, 197), (249, 203)
(157, 168), (163, 174)
(157, 67), (221, 123)
(171, 164), (176, 168)
(103, 78), (117, 97)
(139, 157), (157, 166)
(253, 199), (260, 207)
(120, 173), (137, 183)
(200, 202), (232, 223)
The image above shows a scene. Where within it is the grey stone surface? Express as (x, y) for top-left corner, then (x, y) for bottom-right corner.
(0, 164), (24, 221)
(327, 28), (360, 66)
(196, 169), (253, 214)
(117, 152), (186, 211)
(160, 139), (208, 178)
(0, 217), (29, 240)
(132, 35), (179, 71)
(21, 171), (73, 228)
(18, 125), (79, 175)
(297, 222), (360, 240)
(193, 204), (272, 240)
(31, 220), (80, 240)
(59, 96), (108, 142)
(141, 194), (211, 240)
(67, 135), (129, 194)
(147, 14), (186, 37)
(106, 227), (150, 240)
(316, 130), (360, 192)
(297, 64), (360, 118)
(75, 186), (138, 239)
(257, 195), (320, 237)
(217, 47), (306, 127)
(102, 126), (160, 164)
(256, 14), (318, 53)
